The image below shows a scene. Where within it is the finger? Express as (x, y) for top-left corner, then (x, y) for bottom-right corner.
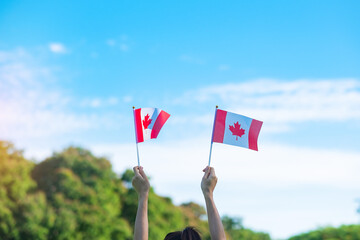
(138, 167), (148, 180)
(202, 166), (208, 178)
(206, 167), (212, 178)
(203, 166), (211, 179)
(209, 167), (216, 178)
(133, 166), (141, 177)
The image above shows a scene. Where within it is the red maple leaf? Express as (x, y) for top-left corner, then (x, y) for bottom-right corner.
(142, 114), (152, 129)
(229, 121), (245, 140)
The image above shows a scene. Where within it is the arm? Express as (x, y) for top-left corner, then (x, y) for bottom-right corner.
(132, 166), (150, 240)
(201, 166), (226, 240)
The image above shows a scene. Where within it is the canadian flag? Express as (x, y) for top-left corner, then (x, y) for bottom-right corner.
(212, 109), (263, 151)
(134, 108), (170, 143)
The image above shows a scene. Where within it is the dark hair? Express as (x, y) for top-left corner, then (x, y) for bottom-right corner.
(164, 227), (201, 240)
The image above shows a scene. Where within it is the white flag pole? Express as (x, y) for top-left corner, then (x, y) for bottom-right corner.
(133, 106), (141, 167)
(208, 105), (218, 166)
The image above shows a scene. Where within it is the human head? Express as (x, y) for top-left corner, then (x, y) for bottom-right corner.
(164, 227), (201, 240)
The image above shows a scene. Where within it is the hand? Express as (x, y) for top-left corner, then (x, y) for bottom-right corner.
(132, 166), (150, 197)
(201, 166), (218, 197)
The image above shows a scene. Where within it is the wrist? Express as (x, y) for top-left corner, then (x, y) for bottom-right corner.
(138, 192), (149, 200)
(202, 191), (213, 199)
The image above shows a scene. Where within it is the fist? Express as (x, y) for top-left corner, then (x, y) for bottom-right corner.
(132, 166), (150, 196)
(201, 166), (218, 196)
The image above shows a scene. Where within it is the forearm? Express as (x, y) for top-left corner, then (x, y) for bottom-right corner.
(134, 194), (149, 240)
(204, 194), (226, 240)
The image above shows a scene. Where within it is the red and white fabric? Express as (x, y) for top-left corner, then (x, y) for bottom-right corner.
(212, 109), (263, 151)
(134, 108), (170, 143)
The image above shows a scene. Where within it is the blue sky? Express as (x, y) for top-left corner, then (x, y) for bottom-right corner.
(1, 1), (360, 238)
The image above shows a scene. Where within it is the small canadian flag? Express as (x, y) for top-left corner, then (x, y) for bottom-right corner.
(133, 108), (170, 143)
(212, 108), (263, 151)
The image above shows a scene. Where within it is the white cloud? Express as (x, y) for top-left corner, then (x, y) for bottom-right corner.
(48, 42), (67, 54)
(90, 139), (360, 190)
(0, 48), (29, 62)
(0, 49), (122, 141)
(174, 79), (360, 130)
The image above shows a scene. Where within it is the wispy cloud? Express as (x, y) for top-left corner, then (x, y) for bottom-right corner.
(0, 49), (122, 141)
(174, 79), (360, 128)
(48, 42), (67, 54)
(91, 139), (360, 190)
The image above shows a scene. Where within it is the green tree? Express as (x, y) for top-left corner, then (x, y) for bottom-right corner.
(32, 146), (132, 240)
(289, 225), (360, 240)
(1, 142), (274, 240)
(222, 215), (243, 232)
(222, 215), (271, 240)
(0, 141), (54, 240)
(180, 202), (209, 239)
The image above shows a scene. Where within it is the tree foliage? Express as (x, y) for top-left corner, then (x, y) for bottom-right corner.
(4, 141), (355, 240)
(222, 215), (271, 240)
(0, 141), (53, 240)
(0, 142), (214, 239)
(289, 225), (360, 240)
(32, 146), (132, 240)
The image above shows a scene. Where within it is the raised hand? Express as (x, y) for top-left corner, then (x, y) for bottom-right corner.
(201, 166), (218, 197)
(132, 166), (150, 197)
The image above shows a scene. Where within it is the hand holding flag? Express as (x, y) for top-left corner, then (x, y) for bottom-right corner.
(132, 166), (150, 197)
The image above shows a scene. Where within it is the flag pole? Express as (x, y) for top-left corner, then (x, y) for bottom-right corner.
(208, 105), (218, 166)
(133, 106), (140, 167)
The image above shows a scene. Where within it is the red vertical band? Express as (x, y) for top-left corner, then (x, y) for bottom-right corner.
(248, 119), (263, 151)
(151, 110), (170, 139)
(134, 108), (144, 143)
(212, 109), (227, 143)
